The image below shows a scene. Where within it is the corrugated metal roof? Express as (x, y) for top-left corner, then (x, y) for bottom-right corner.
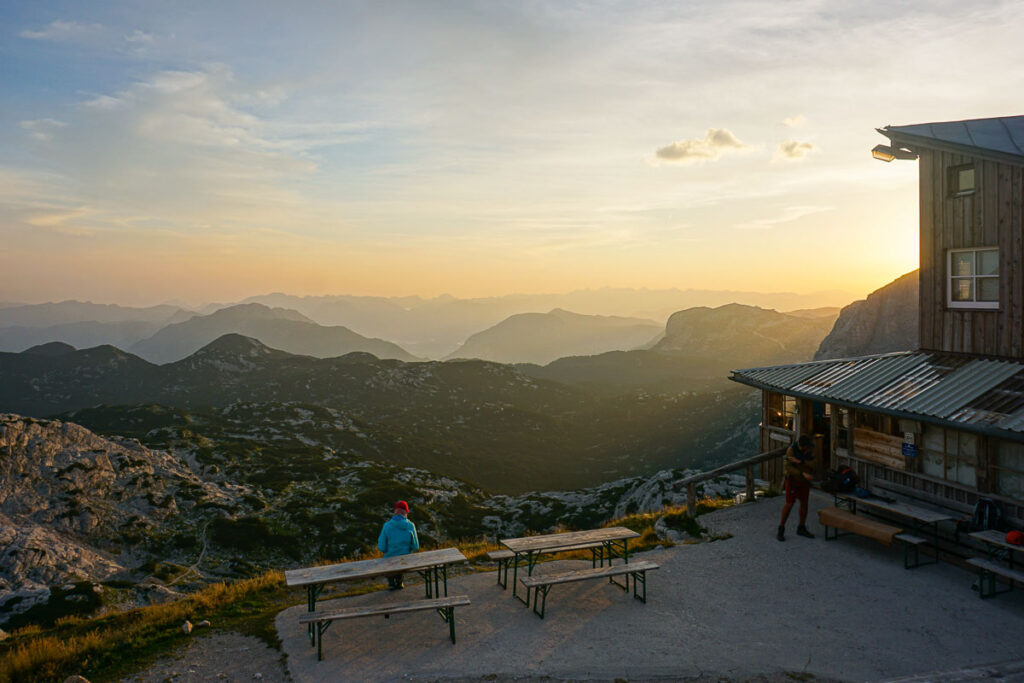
(882, 116), (1024, 164)
(730, 351), (1024, 440)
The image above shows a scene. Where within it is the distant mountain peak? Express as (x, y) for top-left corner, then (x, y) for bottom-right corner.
(205, 303), (314, 324)
(22, 341), (77, 356)
(192, 333), (275, 358)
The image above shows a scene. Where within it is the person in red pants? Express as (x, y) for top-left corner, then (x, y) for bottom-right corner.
(778, 435), (815, 541)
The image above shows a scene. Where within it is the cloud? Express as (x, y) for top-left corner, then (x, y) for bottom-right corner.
(125, 29), (154, 46)
(774, 140), (815, 161)
(20, 118), (67, 142)
(20, 20), (104, 41)
(736, 205), (830, 230)
(782, 114), (807, 127)
(654, 128), (748, 164)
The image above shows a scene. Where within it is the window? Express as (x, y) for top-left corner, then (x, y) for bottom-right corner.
(992, 440), (1024, 500)
(921, 426), (977, 486)
(950, 164), (976, 197)
(766, 392), (796, 430)
(948, 247), (999, 309)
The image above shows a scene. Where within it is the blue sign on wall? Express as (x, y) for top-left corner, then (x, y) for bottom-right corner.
(902, 443), (918, 458)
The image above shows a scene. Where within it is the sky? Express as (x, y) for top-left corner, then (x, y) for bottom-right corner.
(2, 0), (1023, 306)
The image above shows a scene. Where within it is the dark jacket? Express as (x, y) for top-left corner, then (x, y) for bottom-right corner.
(783, 443), (815, 482)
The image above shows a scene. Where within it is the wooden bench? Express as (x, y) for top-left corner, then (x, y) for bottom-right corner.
(298, 595), (470, 660)
(966, 558), (1024, 599)
(519, 560), (659, 618)
(819, 507), (902, 545)
(820, 509), (938, 570)
(489, 541), (607, 589)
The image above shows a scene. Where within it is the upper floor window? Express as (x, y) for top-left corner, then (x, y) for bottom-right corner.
(950, 164), (976, 197)
(948, 247), (999, 309)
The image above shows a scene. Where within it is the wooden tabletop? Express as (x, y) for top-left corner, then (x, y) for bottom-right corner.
(501, 526), (640, 553)
(970, 529), (1024, 553)
(841, 495), (955, 525)
(285, 547), (467, 587)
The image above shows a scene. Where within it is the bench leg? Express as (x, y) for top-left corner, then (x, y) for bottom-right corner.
(496, 558), (509, 589)
(531, 584), (551, 619)
(315, 620), (333, 661)
(904, 541), (918, 570)
(448, 606), (457, 643)
(975, 568), (1014, 599)
(631, 569), (647, 603)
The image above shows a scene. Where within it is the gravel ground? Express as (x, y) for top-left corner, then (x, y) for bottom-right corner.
(275, 492), (1024, 682)
(120, 631), (289, 683)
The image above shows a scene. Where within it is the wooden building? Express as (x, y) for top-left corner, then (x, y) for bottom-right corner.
(730, 116), (1024, 523)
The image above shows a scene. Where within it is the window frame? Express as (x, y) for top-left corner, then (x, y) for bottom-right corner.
(947, 247), (999, 310)
(949, 163), (977, 198)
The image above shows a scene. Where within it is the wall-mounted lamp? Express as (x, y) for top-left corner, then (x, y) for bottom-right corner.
(871, 144), (918, 162)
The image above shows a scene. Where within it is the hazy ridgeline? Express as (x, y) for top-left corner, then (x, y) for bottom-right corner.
(0, 276), (919, 643)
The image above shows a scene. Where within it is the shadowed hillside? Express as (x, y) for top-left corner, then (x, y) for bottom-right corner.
(446, 308), (661, 365)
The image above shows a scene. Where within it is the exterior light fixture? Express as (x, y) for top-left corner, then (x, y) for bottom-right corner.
(872, 144), (918, 162)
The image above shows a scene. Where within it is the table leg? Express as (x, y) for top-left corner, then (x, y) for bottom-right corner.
(307, 584), (323, 647)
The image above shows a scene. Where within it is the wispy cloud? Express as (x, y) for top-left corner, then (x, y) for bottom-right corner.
(736, 205), (830, 230)
(20, 20), (104, 41)
(653, 128), (748, 164)
(19, 118), (67, 142)
(782, 114), (807, 127)
(774, 140), (815, 161)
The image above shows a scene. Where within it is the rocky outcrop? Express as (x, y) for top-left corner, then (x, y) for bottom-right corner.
(814, 271), (918, 360)
(654, 303), (836, 367)
(0, 414), (233, 597)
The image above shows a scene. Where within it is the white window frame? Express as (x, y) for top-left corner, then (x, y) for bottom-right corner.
(947, 247), (999, 310)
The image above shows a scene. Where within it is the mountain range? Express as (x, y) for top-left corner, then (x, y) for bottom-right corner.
(128, 303), (417, 363)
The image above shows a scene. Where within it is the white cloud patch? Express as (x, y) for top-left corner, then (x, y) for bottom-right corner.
(774, 140), (815, 161)
(736, 205), (830, 230)
(654, 128), (748, 164)
(20, 118), (67, 143)
(20, 20), (104, 41)
(782, 114), (807, 127)
(125, 29), (155, 46)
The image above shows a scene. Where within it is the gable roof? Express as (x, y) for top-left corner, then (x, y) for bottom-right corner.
(880, 116), (1024, 165)
(730, 351), (1024, 442)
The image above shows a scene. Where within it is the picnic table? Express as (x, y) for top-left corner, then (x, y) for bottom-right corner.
(836, 494), (955, 565)
(285, 547), (468, 644)
(501, 526), (640, 603)
(967, 529), (1024, 598)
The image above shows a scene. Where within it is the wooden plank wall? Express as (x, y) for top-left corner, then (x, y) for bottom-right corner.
(851, 427), (906, 470)
(919, 149), (1024, 358)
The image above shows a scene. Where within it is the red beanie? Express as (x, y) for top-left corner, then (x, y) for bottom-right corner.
(394, 500), (409, 514)
(1007, 530), (1024, 546)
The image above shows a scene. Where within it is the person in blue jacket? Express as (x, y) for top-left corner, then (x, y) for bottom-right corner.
(377, 500), (420, 589)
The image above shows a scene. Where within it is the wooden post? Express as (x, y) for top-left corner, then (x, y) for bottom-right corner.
(745, 465), (755, 503)
(686, 483), (697, 517)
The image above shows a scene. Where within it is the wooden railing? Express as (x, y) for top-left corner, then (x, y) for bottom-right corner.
(677, 446), (788, 517)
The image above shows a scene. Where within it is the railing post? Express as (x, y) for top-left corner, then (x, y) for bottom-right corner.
(745, 465), (755, 503)
(686, 483), (697, 517)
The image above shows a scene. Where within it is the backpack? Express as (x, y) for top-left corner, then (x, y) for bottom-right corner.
(970, 497), (1003, 532)
(822, 467), (859, 494)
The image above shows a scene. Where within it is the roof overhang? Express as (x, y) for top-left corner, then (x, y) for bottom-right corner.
(730, 351), (1024, 444)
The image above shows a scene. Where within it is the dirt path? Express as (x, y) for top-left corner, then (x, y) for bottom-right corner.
(120, 631), (289, 683)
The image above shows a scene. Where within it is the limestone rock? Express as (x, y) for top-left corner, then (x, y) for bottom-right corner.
(815, 270), (918, 360)
(183, 620), (193, 635)
(0, 414), (238, 592)
(63, 676), (91, 683)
